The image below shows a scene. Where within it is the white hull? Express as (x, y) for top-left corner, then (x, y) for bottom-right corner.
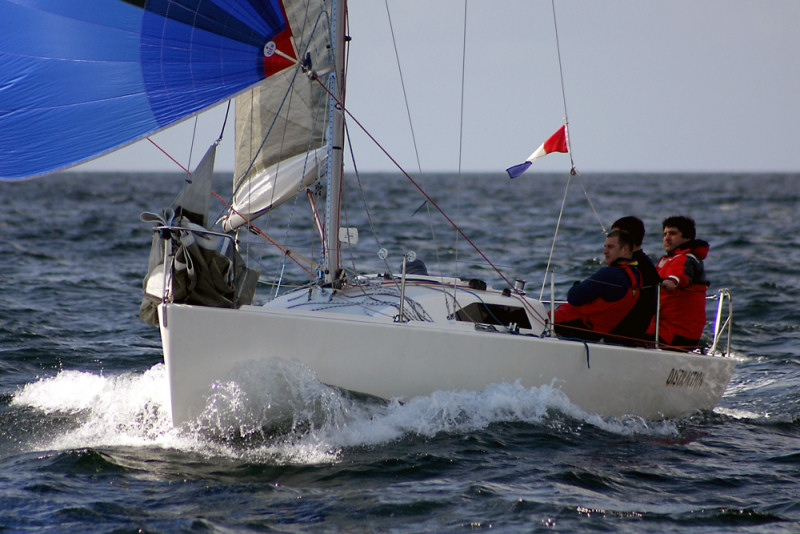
(159, 283), (735, 426)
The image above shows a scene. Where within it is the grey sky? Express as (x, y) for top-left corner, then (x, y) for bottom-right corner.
(80, 0), (800, 175)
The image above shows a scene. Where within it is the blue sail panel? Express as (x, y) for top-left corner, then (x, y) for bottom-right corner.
(140, 13), (266, 127)
(0, 0), (295, 179)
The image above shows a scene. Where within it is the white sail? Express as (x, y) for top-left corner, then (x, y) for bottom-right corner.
(229, 0), (332, 226)
(222, 146), (327, 231)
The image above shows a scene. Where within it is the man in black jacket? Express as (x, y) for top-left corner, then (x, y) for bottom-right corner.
(605, 216), (661, 346)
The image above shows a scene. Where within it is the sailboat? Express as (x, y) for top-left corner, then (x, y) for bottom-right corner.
(0, 1), (735, 427)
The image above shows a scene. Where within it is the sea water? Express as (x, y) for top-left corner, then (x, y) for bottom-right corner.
(0, 171), (798, 532)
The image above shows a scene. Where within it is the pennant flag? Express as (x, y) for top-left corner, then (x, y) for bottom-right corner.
(506, 125), (569, 178)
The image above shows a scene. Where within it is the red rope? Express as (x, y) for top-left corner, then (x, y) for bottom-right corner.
(209, 190), (315, 277)
(146, 137), (315, 277)
(313, 78), (517, 290)
(147, 138), (191, 175)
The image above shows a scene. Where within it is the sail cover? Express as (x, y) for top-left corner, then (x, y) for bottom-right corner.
(0, 0), (298, 180)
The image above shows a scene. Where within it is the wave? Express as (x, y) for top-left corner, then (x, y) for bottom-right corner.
(11, 360), (681, 464)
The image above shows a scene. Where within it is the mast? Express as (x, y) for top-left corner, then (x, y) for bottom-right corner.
(324, 0), (347, 285)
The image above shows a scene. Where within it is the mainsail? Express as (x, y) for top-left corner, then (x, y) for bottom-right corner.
(223, 0), (333, 230)
(0, 0), (298, 179)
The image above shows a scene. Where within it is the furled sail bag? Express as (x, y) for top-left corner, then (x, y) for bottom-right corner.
(139, 216), (259, 326)
(139, 145), (259, 326)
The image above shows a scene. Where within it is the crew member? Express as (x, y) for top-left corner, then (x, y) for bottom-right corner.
(554, 230), (641, 341)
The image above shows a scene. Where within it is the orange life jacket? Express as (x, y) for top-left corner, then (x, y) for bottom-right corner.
(554, 262), (641, 335)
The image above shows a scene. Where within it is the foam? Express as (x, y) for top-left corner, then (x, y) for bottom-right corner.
(12, 359), (679, 463)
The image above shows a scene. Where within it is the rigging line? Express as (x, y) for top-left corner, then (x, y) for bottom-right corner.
(312, 78), (517, 290)
(187, 116), (198, 172)
(450, 0), (469, 310)
(382, 0), (443, 276)
(274, 4), (322, 280)
(457, 2), (468, 256)
(552, 1), (605, 234)
(272, 95), (330, 289)
(344, 124), (396, 279)
(147, 138), (191, 175)
(145, 137), (314, 276)
(231, 7), (330, 203)
(383, 0), (422, 175)
(209, 190), (315, 277)
(550, 0), (575, 171)
(542, 0), (574, 282)
(539, 0), (583, 298)
(457, 0), (468, 177)
(540, 172), (572, 300)
(578, 172), (607, 233)
(217, 100), (231, 142)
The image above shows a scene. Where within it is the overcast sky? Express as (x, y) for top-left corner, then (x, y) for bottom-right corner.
(80, 0), (800, 175)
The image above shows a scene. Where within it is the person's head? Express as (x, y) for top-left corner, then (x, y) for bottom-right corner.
(611, 216), (645, 250)
(604, 230), (634, 266)
(661, 215), (695, 253)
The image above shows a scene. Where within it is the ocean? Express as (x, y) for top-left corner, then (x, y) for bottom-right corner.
(0, 171), (798, 533)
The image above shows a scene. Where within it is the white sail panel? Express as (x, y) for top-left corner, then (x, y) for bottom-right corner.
(231, 0), (332, 220)
(222, 147), (327, 231)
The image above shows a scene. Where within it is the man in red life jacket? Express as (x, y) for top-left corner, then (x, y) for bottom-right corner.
(605, 216), (661, 346)
(554, 230), (642, 341)
(647, 215), (710, 351)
